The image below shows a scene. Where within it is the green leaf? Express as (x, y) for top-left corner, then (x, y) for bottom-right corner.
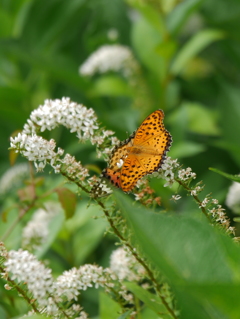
(168, 102), (220, 140)
(36, 207), (65, 258)
(117, 310), (132, 319)
(155, 40), (177, 59)
(114, 191), (240, 319)
(89, 76), (133, 97)
(126, 0), (165, 34)
(209, 168), (240, 183)
(167, 0), (204, 35)
(218, 84), (240, 164)
(171, 29), (225, 76)
(125, 282), (173, 318)
(131, 15), (166, 80)
(169, 141), (206, 159)
(66, 203), (108, 265)
(185, 103), (220, 135)
(21, 315), (48, 319)
(55, 187), (76, 219)
(100, 292), (122, 319)
(0, 8), (13, 37)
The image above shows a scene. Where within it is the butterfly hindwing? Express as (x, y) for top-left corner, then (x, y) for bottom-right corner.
(120, 155), (146, 192)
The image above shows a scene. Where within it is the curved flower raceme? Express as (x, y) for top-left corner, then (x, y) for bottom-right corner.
(9, 98), (119, 190)
(22, 97), (98, 138)
(1, 246), (138, 317)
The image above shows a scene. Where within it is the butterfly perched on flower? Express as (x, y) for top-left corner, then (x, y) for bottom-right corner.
(102, 110), (172, 193)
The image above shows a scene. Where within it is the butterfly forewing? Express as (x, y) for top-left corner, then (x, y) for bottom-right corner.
(133, 110), (166, 146)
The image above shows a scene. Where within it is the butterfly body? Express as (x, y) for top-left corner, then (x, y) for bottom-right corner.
(103, 109), (172, 193)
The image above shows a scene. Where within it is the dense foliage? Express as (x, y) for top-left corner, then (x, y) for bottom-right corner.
(1, 0), (240, 318)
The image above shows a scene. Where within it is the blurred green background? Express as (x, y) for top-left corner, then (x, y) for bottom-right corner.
(1, 0), (240, 317)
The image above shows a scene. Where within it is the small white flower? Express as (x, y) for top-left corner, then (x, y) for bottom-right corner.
(178, 167), (196, 181)
(199, 197), (209, 208)
(172, 195), (181, 201)
(157, 157), (179, 187)
(4, 284), (12, 290)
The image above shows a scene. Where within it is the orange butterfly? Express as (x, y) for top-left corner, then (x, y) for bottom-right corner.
(103, 110), (172, 192)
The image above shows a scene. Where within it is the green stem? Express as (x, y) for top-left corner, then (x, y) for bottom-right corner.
(0, 267), (39, 313)
(175, 178), (211, 222)
(97, 200), (178, 319)
(60, 167), (177, 318)
(0, 199), (37, 242)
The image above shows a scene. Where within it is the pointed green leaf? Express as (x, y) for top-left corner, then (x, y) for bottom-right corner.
(125, 282), (173, 318)
(131, 16), (166, 80)
(100, 292), (122, 319)
(126, 0), (165, 34)
(209, 168), (240, 183)
(117, 310), (132, 319)
(89, 76), (133, 97)
(171, 29), (225, 76)
(55, 187), (76, 219)
(114, 191), (240, 319)
(36, 207), (65, 258)
(167, 0), (204, 35)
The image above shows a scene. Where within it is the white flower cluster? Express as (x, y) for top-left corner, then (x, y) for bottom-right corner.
(208, 204), (235, 235)
(4, 249), (53, 306)
(9, 98), (119, 180)
(226, 181), (240, 214)
(22, 202), (60, 251)
(1, 245), (148, 316)
(190, 186), (202, 196)
(89, 176), (112, 197)
(110, 247), (145, 281)
(178, 167), (196, 181)
(157, 157), (180, 187)
(10, 133), (63, 172)
(0, 163), (29, 195)
(62, 154), (89, 181)
(79, 45), (138, 77)
(23, 97), (99, 140)
(55, 264), (115, 301)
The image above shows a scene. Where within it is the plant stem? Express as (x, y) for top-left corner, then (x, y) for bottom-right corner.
(175, 178), (211, 222)
(97, 200), (178, 319)
(1, 200), (37, 242)
(60, 167), (177, 318)
(0, 267), (39, 313)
